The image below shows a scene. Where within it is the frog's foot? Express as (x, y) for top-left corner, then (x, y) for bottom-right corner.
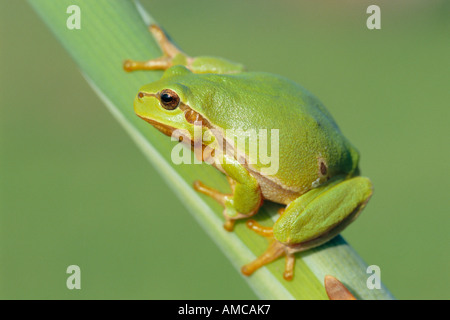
(194, 179), (260, 232)
(147, 24), (183, 58)
(123, 24), (191, 72)
(193, 180), (228, 207)
(241, 220), (296, 281)
(193, 181), (236, 231)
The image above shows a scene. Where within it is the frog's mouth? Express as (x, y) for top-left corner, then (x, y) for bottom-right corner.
(137, 115), (178, 138)
(137, 101), (214, 142)
(137, 114), (208, 153)
(137, 103), (221, 163)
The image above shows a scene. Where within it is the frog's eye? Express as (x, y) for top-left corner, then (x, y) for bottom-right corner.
(159, 89), (180, 110)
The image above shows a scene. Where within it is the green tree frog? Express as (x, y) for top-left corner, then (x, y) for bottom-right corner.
(124, 25), (373, 280)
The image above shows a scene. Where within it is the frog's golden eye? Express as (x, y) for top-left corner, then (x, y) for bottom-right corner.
(159, 89), (180, 110)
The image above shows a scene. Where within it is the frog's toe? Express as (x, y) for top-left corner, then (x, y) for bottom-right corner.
(242, 220), (296, 280)
(193, 180), (228, 207)
(223, 218), (235, 232)
(241, 240), (295, 280)
(246, 219), (273, 237)
(122, 56), (172, 72)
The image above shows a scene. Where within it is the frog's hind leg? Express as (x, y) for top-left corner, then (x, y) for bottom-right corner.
(241, 219), (296, 280)
(123, 24), (190, 72)
(241, 176), (373, 280)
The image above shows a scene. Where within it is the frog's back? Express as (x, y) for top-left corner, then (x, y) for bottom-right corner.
(184, 72), (360, 202)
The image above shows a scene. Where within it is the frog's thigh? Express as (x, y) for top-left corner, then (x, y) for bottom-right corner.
(273, 176), (373, 247)
(242, 176), (372, 280)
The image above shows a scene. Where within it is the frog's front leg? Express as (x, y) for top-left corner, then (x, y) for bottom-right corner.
(123, 24), (244, 74)
(124, 25), (188, 72)
(194, 155), (263, 231)
(241, 176), (373, 280)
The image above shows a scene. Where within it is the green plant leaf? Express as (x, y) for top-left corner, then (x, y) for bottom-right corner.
(28, 0), (394, 300)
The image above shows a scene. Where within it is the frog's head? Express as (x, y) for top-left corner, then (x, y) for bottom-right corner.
(134, 66), (212, 144)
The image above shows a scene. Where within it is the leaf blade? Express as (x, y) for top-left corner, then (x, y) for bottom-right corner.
(29, 0), (394, 300)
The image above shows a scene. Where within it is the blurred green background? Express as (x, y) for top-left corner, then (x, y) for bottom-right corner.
(1, 0), (449, 299)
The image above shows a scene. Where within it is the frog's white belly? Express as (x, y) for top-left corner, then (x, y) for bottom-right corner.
(245, 165), (302, 205)
(211, 158), (302, 205)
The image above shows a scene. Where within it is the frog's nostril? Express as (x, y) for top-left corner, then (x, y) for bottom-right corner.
(137, 91), (156, 101)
